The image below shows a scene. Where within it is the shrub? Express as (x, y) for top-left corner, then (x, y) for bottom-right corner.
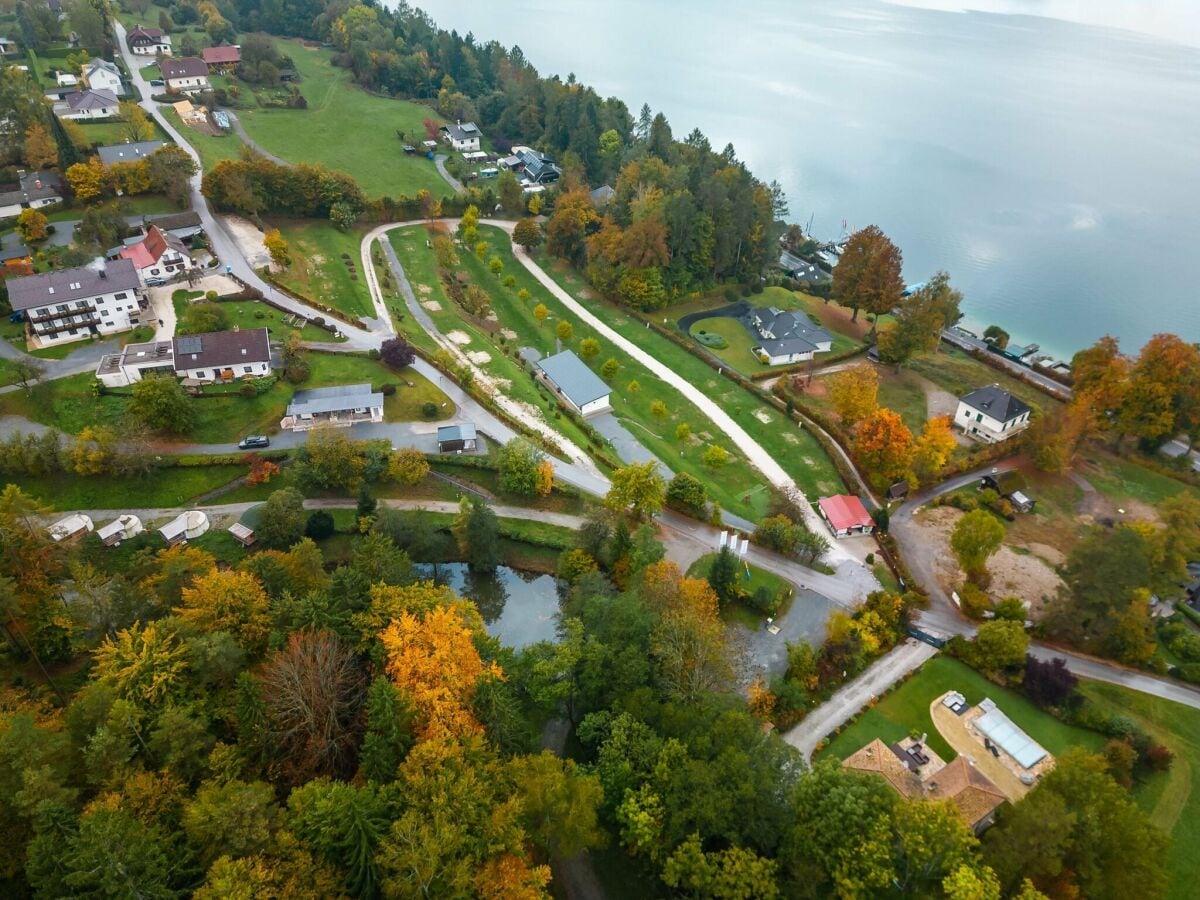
(284, 360), (310, 384)
(380, 383), (397, 396)
(957, 582), (991, 618)
(205, 290), (218, 302)
(238, 382), (257, 398)
(304, 510), (335, 540)
(746, 585), (782, 616)
(380, 336), (416, 370)
(421, 402), (438, 419)
(368, 348), (381, 360)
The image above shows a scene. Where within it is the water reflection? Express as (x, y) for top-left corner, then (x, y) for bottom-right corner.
(415, 563), (563, 649)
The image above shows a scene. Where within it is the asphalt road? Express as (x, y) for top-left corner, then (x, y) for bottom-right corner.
(940, 327), (1072, 400)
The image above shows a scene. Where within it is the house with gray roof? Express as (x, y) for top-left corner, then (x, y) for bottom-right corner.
(98, 140), (165, 165)
(282, 383), (385, 431)
(537, 350), (611, 416)
(82, 58), (125, 95)
(7, 259), (145, 347)
(56, 88), (119, 120)
(437, 423), (478, 453)
(743, 306), (833, 365)
(0, 170), (64, 218)
(955, 385), (1032, 443)
(173, 327), (271, 382)
(440, 120), (481, 152)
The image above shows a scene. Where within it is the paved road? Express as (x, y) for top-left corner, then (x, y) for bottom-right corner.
(782, 639), (940, 761)
(433, 154), (464, 193)
(941, 327), (1071, 400)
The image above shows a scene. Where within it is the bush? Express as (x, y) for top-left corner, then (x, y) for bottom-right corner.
(380, 383), (397, 396)
(421, 402), (438, 419)
(380, 336), (416, 370)
(746, 585), (783, 616)
(304, 510), (335, 540)
(368, 348), (381, 360)
(958, 582), (991, 618)
(238, 382), (257, 398)
(284, 360), (311, 384)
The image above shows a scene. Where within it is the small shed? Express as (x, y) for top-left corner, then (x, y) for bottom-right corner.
(228, 522), (256, 547)
(159, 510), (210, 545)
(48, 513), (93, 543)
(887, 481), (909, 502)
(437, 423), (478, 453)
(981, 470), (1035, 511)
(97, 514), (144, 546)
(818, 495), (875, 538)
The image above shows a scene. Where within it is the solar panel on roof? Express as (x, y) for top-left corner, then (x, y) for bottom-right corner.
(175, 335), (202, 354)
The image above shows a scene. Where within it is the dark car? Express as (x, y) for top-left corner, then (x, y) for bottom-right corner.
(149, 79), (165, 87)
(238, 435), (270, 449)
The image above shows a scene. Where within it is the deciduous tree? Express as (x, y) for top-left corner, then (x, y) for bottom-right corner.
(498, 438), (544, 495)
(255, 488), (307, 549)
(827, 365), (879, 425)
(831, 225), (904, 324)
(22, 122), (57, 170)
(950, 509), (1005, 584)
(263, 228), (290, 268)
(513, 217), (542, 251)
(388, 447), (429, 486)
(452, 495), (500, 571)
(128, 375), (195, 434)
(379, 335), (415, 369)
(854, 407), (914, 487)
(176, 569), (271, 650)
(605, 461), (666, 519)
(911, 415), (957, 481)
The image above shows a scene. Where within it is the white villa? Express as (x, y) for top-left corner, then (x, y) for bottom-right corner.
(955, 385), (1032, 443)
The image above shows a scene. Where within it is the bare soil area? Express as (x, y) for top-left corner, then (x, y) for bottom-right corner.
(222, 216), (271, 271)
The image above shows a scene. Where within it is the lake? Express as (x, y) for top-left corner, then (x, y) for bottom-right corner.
(420, 562), (562, 648)
(409, 0), (1200, 360)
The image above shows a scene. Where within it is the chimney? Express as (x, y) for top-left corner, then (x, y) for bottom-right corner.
(98, 268), (106, 279)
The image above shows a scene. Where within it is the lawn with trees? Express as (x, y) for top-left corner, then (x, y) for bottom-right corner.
(267, 220), (376, 320)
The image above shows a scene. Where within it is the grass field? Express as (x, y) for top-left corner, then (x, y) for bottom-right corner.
(1080, 451), (1200, 506)
(3, 464), (246, 511)
(907, 347), (1057, 416)
(74, 117), (170, 148)
(234, 40), (451, 199)
(212, 298), (347, 343)
(689, 316), (772, 373)
(268, 220), (376, 320)
(797, 364), (931, 434)
(818, 655), (1105, 764)
(159, 107), (245, 171)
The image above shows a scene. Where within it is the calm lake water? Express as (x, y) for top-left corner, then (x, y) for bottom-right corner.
(420, 562), (562, 648)
(410, 0), (1200, 360)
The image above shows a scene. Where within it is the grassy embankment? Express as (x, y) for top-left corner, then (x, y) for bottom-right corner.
(267, 220), (376, 321)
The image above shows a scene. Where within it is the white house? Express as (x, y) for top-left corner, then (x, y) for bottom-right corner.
(48, 513), (93, 543)
(127, 25), (172, 56)
(95, 339), (175, 387)
(955, 385), (1032, 443)
(280, 383), (384, 431)
(440, 120), (481, 152)
(537, 350), (612, 417)
(7, 259), (146, 347)
(159, 510), (209, 545)
(97, 514), (144, 546)
(118, 225), (191, 285)
(160, 57), (209, 94)
(82, 58), (125, 96)
(0, 36), (18, 56)
(173, 327), (272, 382)
(55, 88), (119, 120)
(0, 170), (64, 218)
(744, 306), (833, 365)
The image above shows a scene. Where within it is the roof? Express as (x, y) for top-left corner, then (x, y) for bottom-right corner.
(146, 210), (202, 232)
(516, 148), (561, 183)
(97, 140), (165, 164)
(960, 385), (1031, 423)
(201, 45), (241, 65)
(438, 423), (477, 443)
(975, 701), (1048, 769)
(590, 184), (616, 204)
(819, 495), (874, 531)
(537, 350), (611, 407)
(842, 739), (923, 798)
(48, 514), (92, 541)
(160, 510), (208, 541)
(441, 121), (480, 142)
(66, 88), (118, 110)
(97, 514), (142, 542)
(173, 99), (195, 115)
(1, 244), (32, 262)
(7, 259), (140, 311)
(0, 171), (63, 209)
(128, 25), (165, 43)
(172, 327), (270, 371)
(161, 57), (209, 80)
(287, 383), (384, 417)
(120, 225), (189, 269)
(925, 757), (1007, 826)
(984, 470), (1027, 495)
(83, 58), (121, 77)
(748, 307), (832, 356)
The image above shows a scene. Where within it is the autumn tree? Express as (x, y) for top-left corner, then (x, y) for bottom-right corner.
(854, 407), (914, 487)
(176, 568), (271, 650)
(128, 375), (195, 434)
(242, 452), (280, 486)
(379, 335), (415, 370)
(147, 144), (197, 208)
(119, 100), (155, 143)
(606, 461), (666, 519)
(512, 218), (542, 251)
(498, 438), (544, 496)
(911, 416), (957, 482)
(22, 121), (57, 170)
(665, 472), (708, 517)
(255, 488), (307, 549)
(827, 365), (879, 425)
(831, 225), (904, 324)
(535, 458), (554, 496)
(263, 228), (290, 268)
(508, 752), (605, 859)
(294, 428), (367, 492)
(579, 337), (600, 359)
(1121, 333), (1200, 442)
(65, 156), (109, 201)
(15, 207), (48, 243)
(533, 303), (549, 323)
(877, 271), (961, 365)
(545, 189), (600, 265)
(556, 320), (573, 341)
(388, 447), (429, 486)
(950, 509), (1005, 585)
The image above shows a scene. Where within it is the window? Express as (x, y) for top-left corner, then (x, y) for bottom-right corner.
(243, 366), (252, 373)
(56, 304), (68, 313)
(975, 413), (983, 423)
(115, 292), (128, 300)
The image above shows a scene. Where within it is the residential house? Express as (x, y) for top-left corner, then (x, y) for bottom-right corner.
(82, 58), (125, 96)
(590, 184), (616, 208)
(513, 147), (561, 186)
(440, 120), (482, 152)
(47, 513), (93, 543)
(97, 139), (166, 165)
(280, 383), (385, 431)
(173, 327), (272, 382)
(96, 339), (175, 387)
(201, 43), (241, 72)
(56, 87), (119, 120)
(956, 385), (1032, 443)
(743, 306), (832, 365)
(0, 170), (64, 218)
(1, 245), (34, 278)
(119, 225), (191, 285)
(536, 350), (611, 416)
(127, 25), (172, 56)
(817, 494), (875, 538)
(7, 259), (145, 347)
(161, 57), (210, 94)
(144, 210), (203, 240)
(437, 423), (478, 453)
(97, 514), (144, 546)
(159, 510), (209, 545)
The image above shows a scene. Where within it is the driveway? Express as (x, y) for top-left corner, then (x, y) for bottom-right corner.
(590, 412), (668, 472)
(734, 587), (838, 683)
(433, 154), (464, 193)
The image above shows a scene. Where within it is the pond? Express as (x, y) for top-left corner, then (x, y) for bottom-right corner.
(416, 563), (563, 649)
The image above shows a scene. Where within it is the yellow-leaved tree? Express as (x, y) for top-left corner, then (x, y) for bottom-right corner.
(176, 569), (270, 650)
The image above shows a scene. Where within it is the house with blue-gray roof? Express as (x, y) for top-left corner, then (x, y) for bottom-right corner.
(537, 350), (611, 417)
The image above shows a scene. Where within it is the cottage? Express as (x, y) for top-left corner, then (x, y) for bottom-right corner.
(97, 139), (165, 165)
(97, 514), (144, 546)
(48, 513), (93, 543)
(0, 170), (64, 218)
(437, 423), (478, 453)
(536, 350), (611, 416)
(119, 225), (191, 285)
(7, 259), (145, 347)
(56, 88), (119, 120)
(228, 522), (256, 547)
(95, 339), (175, 387)
(159, 510), (209, 545)
(440, 120), (481, 152)
(1, 245), (34, 277)
(127, 25), (172, 56)
(743, 306), (832, 365)
(161, 57), (209, 94)
(281, 383), (385, 431)
(956, 385), (1032, 443)
(144, 210), (203, 240)
(173, 327), (272, 382)
(201, 43), (241, 71)
(82, 58), (124, 95)
(818, 494), (875, 538)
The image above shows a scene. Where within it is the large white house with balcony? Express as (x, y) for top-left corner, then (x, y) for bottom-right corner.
(955, 385), (1033, 443)
(7, 260), (145, 347)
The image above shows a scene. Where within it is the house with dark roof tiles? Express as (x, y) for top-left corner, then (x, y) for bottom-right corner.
(744, 306), (833, 365)
(127, 25), (172, 55)
(955, 385), (1032, 443)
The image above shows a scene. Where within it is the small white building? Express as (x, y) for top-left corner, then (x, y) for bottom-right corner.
(127, 25), (172, 56)
(160, 57), (209, 94)
(7, 259), (145, 347)
(159, 510), (209, 545)
(48, 513), (93, 543)
(440, 120), (481, 152)
(55, 88), (119, 120)
(95, 339), (175, 387)
(55, 72), (78, 87)
(956, 385), (1032, 443)
(118, 225), (191, 285)
(97, 514), (144, 546)
(82, 58), (125, 96)
(280, 383), (385, 431)
(173, 327), (272, 382)
(536, 350), (612, 417)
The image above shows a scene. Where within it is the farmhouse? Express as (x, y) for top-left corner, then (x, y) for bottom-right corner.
(743, 306), (832, 365)
(55, 88), (119, 120)
(956, 385), (1031, 443)
(201, 43), (241, 71)
(536, 350), (611, 416)
(173, 327), (272, 382)
(7, 259), (145, 347)
(281, 383), (384, 431)
(97, 140), (165, 165)
(440, 120), (482, 152)
(118, 225), (191, 285)
(818, 494), (875, 538)
(0, 170), (64, 218)
(82, 58), (124, 95)
(160, 57), (210, 94)
(127, 25), (172, 55)
(437, 423), (478, 453)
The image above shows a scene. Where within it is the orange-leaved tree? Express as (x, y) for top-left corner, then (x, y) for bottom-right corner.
(854, 407), (914, 489)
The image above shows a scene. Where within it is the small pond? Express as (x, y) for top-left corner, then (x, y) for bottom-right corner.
(415, 563), (563, 649)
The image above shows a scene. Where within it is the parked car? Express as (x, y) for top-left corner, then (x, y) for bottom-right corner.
(238, 435), (270, 449)
(150, 79), (164, 87)
(144, 276), (167, 286)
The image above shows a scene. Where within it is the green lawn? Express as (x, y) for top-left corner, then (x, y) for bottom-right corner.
(213, 298), (347, 343)
(907, 347), (1057, 417)
(688, 551), (795, 627)
(270, 220), (375, 321)
(876, 369), (932, 432)
(234, 40), (451, 200)
(2, 465), (245, 511)
(1080, 451), (1200, 506)
(159, 107), (245, 172)
(74, 117), (170, 148)
(818, 655), (1105, 765)
(688, 315), (776, 374)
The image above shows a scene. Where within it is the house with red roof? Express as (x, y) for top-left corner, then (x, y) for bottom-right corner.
(201, 44), (241, 72)
(817, 494), (875, 538)
(118, 225), (191, 285)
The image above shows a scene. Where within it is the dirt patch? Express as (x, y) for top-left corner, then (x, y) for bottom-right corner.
(446, 330), (471, 345)
(222, 216), (271, 270)
(754, 409), (773, 424)
(421, 300), (442, 311)
(500, 328), (518, 340)
(782, 433), (801, 445)
(468, 351), (491, 364)
(1020, 542), (1066, 567)
(915, 372), (959, 419)
(416, 284), (432, 296)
